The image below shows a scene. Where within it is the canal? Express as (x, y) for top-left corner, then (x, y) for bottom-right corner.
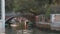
(5, 16), (60, 34)
(5, 26), (60, 34)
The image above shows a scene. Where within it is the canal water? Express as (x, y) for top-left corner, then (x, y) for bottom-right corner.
(5, 26), (60, 34)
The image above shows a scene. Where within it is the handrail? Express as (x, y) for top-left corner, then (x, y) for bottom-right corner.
(5, 16), (14, 23)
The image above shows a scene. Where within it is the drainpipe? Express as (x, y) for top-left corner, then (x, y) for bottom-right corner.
(0, 0), (5, 33)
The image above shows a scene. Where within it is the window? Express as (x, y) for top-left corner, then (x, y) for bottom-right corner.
(54, 15), (60, 22)
(38, 15), (45, 22)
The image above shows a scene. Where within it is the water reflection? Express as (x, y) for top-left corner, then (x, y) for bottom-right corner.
(5, 26), (60, 34)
